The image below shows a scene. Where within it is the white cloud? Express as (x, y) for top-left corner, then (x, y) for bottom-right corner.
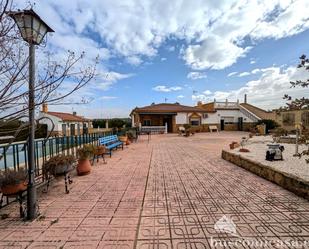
(238, 72), (251, 77)
(29, 0), (309, 70)
(177, 95), (185, 99)
(126, 56), (143, 66)
(228, 72), (238, 77)
(194, 65), (309, 109)
(152, 85), (182, 92)
(187, 72), (207, 80)
(203, 90), (212, 95)
(251, 68), (261, 74)
(94, 71), (134, 91)
(250, 59), (256, 64)
(100, 96), (118, 100)
(161, 57), (167, 61)
(166, 46), (175, 52)
(183, 35), (251, 70)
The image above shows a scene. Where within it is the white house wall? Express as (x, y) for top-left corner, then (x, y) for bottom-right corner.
(175, 113), (188, 124)
(201, 110), (256, 124)
(38, 112), (90, 133)
(201, 113), (217, 124)
(38, 113), (62, 131)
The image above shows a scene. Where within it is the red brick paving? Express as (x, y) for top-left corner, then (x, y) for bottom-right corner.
(0, 132), (309, 248)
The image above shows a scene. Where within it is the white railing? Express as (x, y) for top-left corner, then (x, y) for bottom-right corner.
(239, 105), (260, 122)
(215, 102), (239, 108)
(141, 125), (167, 134)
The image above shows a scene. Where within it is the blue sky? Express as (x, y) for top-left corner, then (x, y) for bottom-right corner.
(18, 0), (309, 118)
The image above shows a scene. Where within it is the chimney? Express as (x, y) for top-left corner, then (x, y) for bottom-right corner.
(225, 99), (228, 106)
(197, 101), (202, 106)
(73, 111), (77, 116)
(42, 103), (48, 113)
(244, 94), (247, 104)
(214, 98), (216, 104)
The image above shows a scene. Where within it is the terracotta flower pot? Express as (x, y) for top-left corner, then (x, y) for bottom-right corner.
(239, 148), (250, 153)
(1, 182), (27, 195)
(77, 159), (91, 176)
(119, 136), (128, 143)
(126, 140), (131, 145)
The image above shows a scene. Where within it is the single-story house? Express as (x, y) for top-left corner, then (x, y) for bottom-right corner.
(130, 95), (274, 133)
(130, 103), (210, 133)
(38, 104), (92, 136)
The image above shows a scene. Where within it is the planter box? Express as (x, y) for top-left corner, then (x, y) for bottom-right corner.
(222, 150), (309, 200)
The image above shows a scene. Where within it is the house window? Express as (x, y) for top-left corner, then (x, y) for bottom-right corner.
(143, 120), (151, 126)
(62, 124), (67, 136)
(282, 113), (295, 126)
(302, 112), (309, 126)
(202, 113), (208, 119)
(223, 117), (234, 124)
(190, 118), (200, 126)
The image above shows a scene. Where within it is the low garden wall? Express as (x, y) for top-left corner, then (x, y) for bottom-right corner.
(222, 150), (309, 200)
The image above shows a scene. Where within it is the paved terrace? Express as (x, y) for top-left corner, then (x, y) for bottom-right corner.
(0, 132), (309, 248)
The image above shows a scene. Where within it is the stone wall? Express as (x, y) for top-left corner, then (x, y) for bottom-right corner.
(223, 124), (238, 131)
(222, 150), (309, 200)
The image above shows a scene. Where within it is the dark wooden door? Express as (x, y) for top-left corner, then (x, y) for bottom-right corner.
(163, 117), (172, 133)
(70, 124), (75, 136)
(238, 117), (243, 131)
(220, 119), (225, 131)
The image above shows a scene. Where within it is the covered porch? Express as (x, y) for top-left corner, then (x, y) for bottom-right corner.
(134, 113), (176, 133)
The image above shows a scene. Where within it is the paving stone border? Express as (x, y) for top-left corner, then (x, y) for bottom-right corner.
(222, 150), (309, 200)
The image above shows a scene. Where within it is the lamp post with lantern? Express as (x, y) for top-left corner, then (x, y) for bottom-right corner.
(7, 9), (54, 220)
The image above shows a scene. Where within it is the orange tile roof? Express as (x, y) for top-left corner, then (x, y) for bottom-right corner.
(132, 103), (212, 114)
(46, 112), (90, 122)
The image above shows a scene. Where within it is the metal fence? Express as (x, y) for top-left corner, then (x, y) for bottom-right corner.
(0, 128), (136, 207)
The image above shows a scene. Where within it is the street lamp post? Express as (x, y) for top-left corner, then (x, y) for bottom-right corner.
(7, 9), (54, 220)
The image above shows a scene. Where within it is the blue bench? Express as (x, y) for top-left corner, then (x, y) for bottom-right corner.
(98, 135), (123, 157)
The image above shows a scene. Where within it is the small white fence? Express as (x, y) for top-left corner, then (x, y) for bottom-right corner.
(140, 125), (167, 134)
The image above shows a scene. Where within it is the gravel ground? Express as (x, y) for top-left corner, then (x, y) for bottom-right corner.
(229, 135), (309, 182)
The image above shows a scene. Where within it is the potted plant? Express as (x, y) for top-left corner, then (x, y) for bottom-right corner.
(118, 135), (128, 144)
(0, 169), (27, 195)
(229, 141), (240, 150)
(183, 124), (191, 137)
(126, 131), (135, 143)
(43, 155), (76, 178)
(77, 144), (94, 175)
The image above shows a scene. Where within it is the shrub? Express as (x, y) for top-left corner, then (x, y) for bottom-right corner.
(183, 124), (191, 130)
(77, 145), (94, 160)
(43, 155), (76, 177)
(272, 127), (288, 137)
(0, 169), (27, 188)
(256, 119), (279, 134)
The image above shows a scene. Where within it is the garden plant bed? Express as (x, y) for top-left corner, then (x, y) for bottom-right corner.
(222, 136), (309, 200)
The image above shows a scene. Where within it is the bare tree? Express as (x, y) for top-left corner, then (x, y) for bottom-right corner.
(0, 0), (98, 123)
(281, 55), (309, 111)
